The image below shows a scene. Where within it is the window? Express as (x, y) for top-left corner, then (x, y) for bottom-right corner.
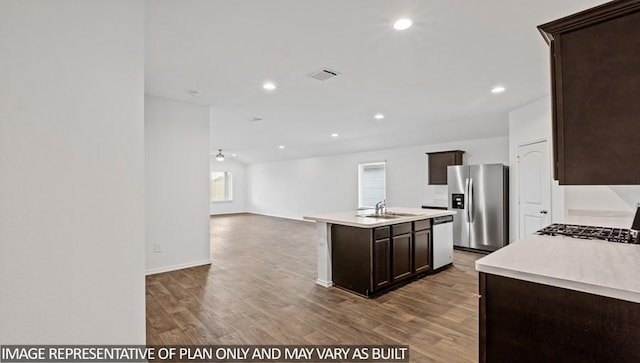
(358, 162), (386, 209)
(211, 171), (232, 202)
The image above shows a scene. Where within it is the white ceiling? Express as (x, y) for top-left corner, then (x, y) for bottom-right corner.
(145, 0), (606, 164)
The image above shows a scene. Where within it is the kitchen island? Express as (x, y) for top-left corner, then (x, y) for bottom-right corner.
(304, 207), (455, 297)
(475, 234), (640, 362)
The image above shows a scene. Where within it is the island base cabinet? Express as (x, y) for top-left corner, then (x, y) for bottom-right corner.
(331, 220), (435, 297)
(413, 229), (431, 274)
(373, 238), (391, 290)
(392, 234), (413, 282)
(331, 226), (372, 296)
(479, 273), (640, 363)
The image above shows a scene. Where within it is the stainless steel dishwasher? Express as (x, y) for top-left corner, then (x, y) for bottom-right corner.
(432, 215), (454, 269)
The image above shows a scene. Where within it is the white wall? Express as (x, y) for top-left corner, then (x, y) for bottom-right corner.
(509, 96), (640, 237)
(145, 96), (211, 274)
(248, 137), (508, 220)
(508, 96), (564, 242)
(210, 157), (247, 215)
(0, 0), (145, 344)
(564, 186), (640, 214)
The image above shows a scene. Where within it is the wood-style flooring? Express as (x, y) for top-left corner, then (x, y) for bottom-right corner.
(146, 213), (482, 362)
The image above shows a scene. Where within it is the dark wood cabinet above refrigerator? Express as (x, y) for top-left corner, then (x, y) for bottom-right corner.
(538, 0), (640, 185)
(427, 150), (464, 185)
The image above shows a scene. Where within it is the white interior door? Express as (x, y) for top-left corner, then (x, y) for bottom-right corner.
(518, 140), (551, 238)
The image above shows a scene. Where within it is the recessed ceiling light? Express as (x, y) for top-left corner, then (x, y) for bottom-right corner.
(188, 90), (200, 96)
(331, 133), (339, 138)
(249, 117), (263, 123)
(374, 113), (385, 120)
(491, 86), (506, 94)
(278, 145), (285, 149)
(231, 154), (238, 157)
(263, 82), (276, 91)
(393, 18), (412, 30)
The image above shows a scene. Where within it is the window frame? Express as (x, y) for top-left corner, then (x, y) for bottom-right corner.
(357, 161), (386, 209)
(211, 171), (233, 202)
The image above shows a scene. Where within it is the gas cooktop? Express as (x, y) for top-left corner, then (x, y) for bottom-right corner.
(537, 223), (638, 244)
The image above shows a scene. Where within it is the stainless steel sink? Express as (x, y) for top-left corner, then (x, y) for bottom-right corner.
(384, 212), (419, 217)
(357, 214), (401, 219)
(356, 211), (421, 219)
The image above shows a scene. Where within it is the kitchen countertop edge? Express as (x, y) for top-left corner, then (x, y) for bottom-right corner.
(476, 236), (640, 303)
(303, 207), (456, 228)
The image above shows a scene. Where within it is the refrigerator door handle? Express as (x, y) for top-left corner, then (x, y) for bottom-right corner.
(468, 178), (474, 223)
(465, 178), (471, 222)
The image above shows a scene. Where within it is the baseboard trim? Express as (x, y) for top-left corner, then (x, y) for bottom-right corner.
(217, 211), (320, 224)
(145, 259), (212, 276)
(316, 279), (333, 288)
(210, 211), (249, 217)
(244, 212), (313, 223)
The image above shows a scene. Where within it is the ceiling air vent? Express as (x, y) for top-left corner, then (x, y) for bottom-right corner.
(308, 68), (341, 81)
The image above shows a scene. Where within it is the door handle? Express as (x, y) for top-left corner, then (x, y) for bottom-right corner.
(540, 210), (548, 214)
(465, 178), (470, 222)
(468, 178), (474, 223)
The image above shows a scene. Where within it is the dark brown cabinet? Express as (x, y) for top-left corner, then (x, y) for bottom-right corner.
(331, 220), (433, 297)
(330, 225), (371, 295)
(538, 1), (640, 185)
(413, 219), (432, 275)
(373, 237), (391, 289)
(391, 222), (414, 281)
(391, 234), (412, 281)
(413, 229), (431, 274)
(427, 150), (464, 185)
(480, 272), (640, 362)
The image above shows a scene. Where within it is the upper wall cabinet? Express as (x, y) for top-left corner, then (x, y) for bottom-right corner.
(427, 150), (464, 185)
(538, 0), (640, 185)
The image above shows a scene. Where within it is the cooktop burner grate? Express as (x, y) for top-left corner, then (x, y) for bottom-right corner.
(537, 223), (637, 244)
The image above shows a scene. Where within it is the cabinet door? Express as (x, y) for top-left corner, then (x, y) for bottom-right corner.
(427, 151), (464, 185)
(392, 234), (413, 281)
(331, 225), (374, 296)
(373, 238), (391, 290)
(414, 229), (431, 274)
(539, 3), (640, 185)
(480, 272), (640, 362)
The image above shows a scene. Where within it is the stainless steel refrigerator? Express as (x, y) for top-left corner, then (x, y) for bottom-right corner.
(447, 164), (508, 252)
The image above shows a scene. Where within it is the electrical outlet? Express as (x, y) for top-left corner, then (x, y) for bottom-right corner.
(154, 243), (164, 253)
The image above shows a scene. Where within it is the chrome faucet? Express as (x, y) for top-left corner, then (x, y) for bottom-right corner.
(375, 200), (386, 215)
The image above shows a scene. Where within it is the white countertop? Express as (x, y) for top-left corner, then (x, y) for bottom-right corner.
(476, 234), (640, 303)
(303, 207), (456, 228)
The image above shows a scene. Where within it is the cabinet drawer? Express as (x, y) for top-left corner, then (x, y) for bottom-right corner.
(414, 219), (431, 231)
(374, 226), (390, 240)
(392, 223), (412, 236)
